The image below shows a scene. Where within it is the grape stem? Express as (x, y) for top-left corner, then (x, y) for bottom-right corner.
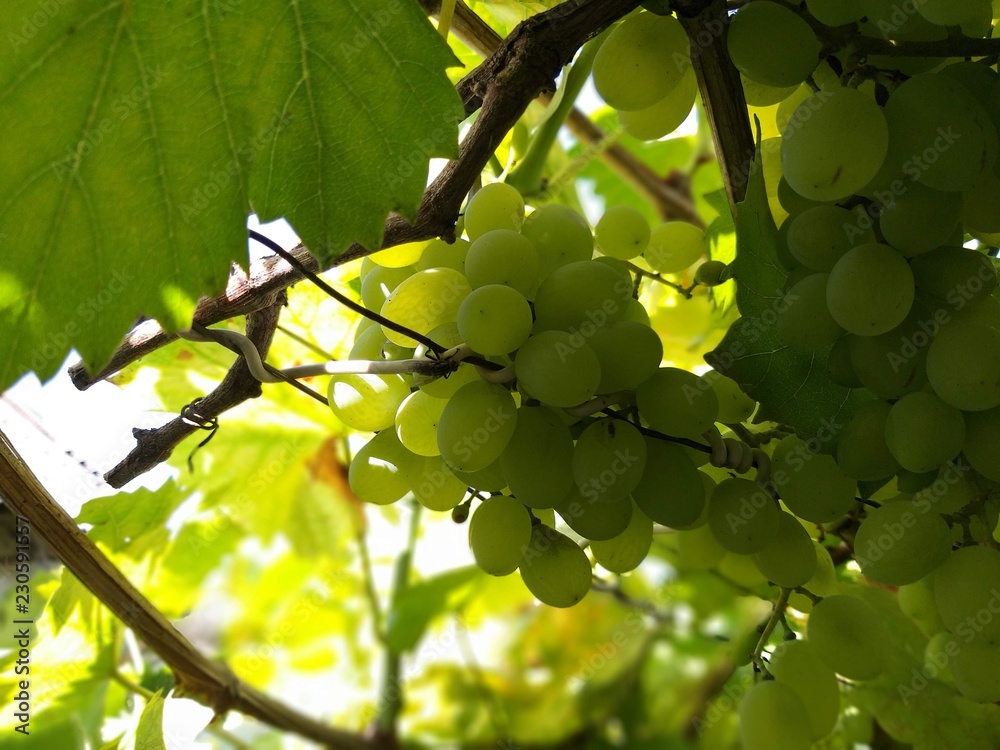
(564, 392), (635, 418)
(751, 587), (792, 677)
(626, 262), (696, 299)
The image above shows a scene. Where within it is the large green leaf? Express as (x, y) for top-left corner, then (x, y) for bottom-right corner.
(705, 134), (872, 439)
(0, 0), (463, 390)
(76, 480), (187, 558)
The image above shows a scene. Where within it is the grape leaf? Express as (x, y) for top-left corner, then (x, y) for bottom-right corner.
(76, 480), (187, 558)
(135, 691), (167, 750)
(0, 0), (463, 391)
(386, 566), (482, 654)
(705, 132), (872, 440)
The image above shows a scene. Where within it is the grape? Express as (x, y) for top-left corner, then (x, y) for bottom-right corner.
(898, 576), (948, 638)
(934, 546), (1000, 645)
(854, 500), (951, 586)
(963, 406), (1000, 482)
(643, 221), (707, 274)
(836, 400), (900, 481)
(520, 204), (594, 279)
(782, 87), (889, 202)
(743, 77), (799, 108)
(951, 641), (1000, 703)
(848, 313), (929, 400)
(451, 458), (507, 493)
(885, 73), (993, 193)
(769, 640), (840, 740)
(787, 205), (873, 272)
(703, 370), (756, 423)
(879, 184), (963, 256)
(752, 511), (818, 588)
(585, 321), (663, 394)
(632, 437), (706, 528)
(532, 261), (631, 333)
(676, 523), (726, 570)
(572, 419), (647, 504)
(465, 182), (524, 241)
(777, 273), (845, 352)
(963, 171), (1000, 234)
(673, 471), (715, 531)
(619, 68), (697, 141)
(380, 268), (472, 346)
(350, 323), (390, 360)
(910, 246), (997, 306)
(417, 238), (469, 273)
(826, 244), (914, 336)
(805, 0), (864, 25)
(623, 298), (651, 326)
(694, 260), (729, 288)
(437, 381), (518, 473)
(413, 323), (479, 399)
(592, 11), (690, 111)
(361, 264), (415, 312)
(914, 468), (973, 516)
(926, 319), (1000, 411)
(917, 0), (992, 27)
(328, 373), (411, 432)
(457, 285), (532, 356)
(514, 331), (602, 408)
(469, 496), (532, 576)
(827, 335), (862, 388)
(707, 478), (780, 554)
(555, 488), (633, 542)
(395, 391), (447, 457)
(411, 455), (468, 511)
(896, 469), (938, 494)
(464, 229), (539, 297)
(348, 429), (421, 505)
(518, 524), (592, 608)
(739, 681), (814, 750)
(636, 368), (719, 439)
(591, 502), (653, 574)
(728, 1), (820, 87)
(595, 206), (650, 260)
(500, 406), (574, 509)
(884, 392), (966, 473)
(807, 595), (889, 680)
(771, 435), (858, 524)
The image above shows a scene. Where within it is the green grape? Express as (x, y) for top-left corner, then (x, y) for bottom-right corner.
(703, 370), (756, 423)
(469, 496), (532, 576)
(787, 205), (874, 272)
(826, 244), (914, 336)
(788, 542), (839, 615)
(643, 221), (707, 274)
(555, 487), (633, 542)
(672, 470), (715, 531)
(457, 284), (532, 356)
(348, 429), (421, 505)
(382, 340), (413, 361)
(743, 77), (799, 107)
(884, 392), (966, 473)
(836, 400), (900, 481)
(806, 0), (865, 25)
(752, 511), (818, 588)
(694, 260), (729, 288)
(914, 468), (973, 515)
(896, 469), (938, 494)
(777, 273), (845, 352)
(934, 546), (1000, 645)
(585, 321), (663, 394)
(677, 523), (726, 570)
(361, 264), (415, 312)
(350, 323), (389, 360)
(328, 373), (411, 432)
(739, 681), (814, 750)
(728, 1), (820, 87)
(532, 260), (632, 333)
(777, 176), (824, 215)
(465, 182), (525, 241)
(595, 205), (650, 260)
(451, 458), (508, 493)
(380, 268), (471, 346)
(719, 552), (770, 590)
(636, 368), (719, 439)
(898, 576), (948, 638)
(769, 640), (840, 741)
(521, 204), (594, 280)
(771, 435), (858, 524)
(910, 246), (998, 306)
(807, 595), (889, 680)
(885, 73), (993, 193)
(591, 502), (653, 573)
(413, 323), (479, 399)
(369, 241), (427, 269)
(395, 391), (447, 457)
(623, 298), (651, 326)
(514, 331), (602, 408)
(417, 238), (469, 273)
(782, 87), (889, 201)
(411, 455), (468, 511)
(437, 381), (518, 473)
(926, 319), (1000, 411)
(963, 171), (1000, 234)
(879, 184), (963, 256)
(354, 315), (379, 341)
(917, 0), (992, 27)
(828, 335), (862, 388)
(464, 229), (539, 297)
(938, 60), (999, 101)
(572, 419), (647, 504)
(848, 313), (929, 400)
(500, 406), (574, 509)
(619, 67), (697, 141)
(632, 437), (706, 528)
(592, 11), (690, 111)
(519, 524), (592, 608)
(964, 406), (1000, 482)
(707, 478), (781, 554)
(950, 641), (1000, 703)
(730, 624), (763, 667)
(854, 500), (951, 585)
